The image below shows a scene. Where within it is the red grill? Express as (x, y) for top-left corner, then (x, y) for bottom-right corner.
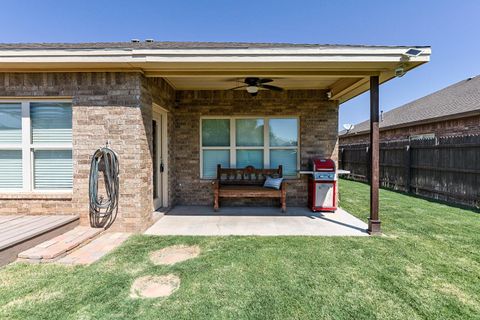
(307, 158), (337, 212)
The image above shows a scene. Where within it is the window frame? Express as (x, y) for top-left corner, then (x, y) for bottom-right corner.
(0, 99), (73, 193)
(200, 116), (300, 179)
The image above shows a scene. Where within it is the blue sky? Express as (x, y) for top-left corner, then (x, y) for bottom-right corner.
(1, 0), (479, 129)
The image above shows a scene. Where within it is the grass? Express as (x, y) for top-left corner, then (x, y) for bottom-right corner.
(1, 179), (479, 319)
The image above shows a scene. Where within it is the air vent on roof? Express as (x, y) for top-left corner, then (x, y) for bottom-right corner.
(145, 39), (155, 43)
(131, 39), (140, 43)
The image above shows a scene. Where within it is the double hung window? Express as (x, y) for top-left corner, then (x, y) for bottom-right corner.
(201, 117), (299, 178)
(0, 101), (73, 191)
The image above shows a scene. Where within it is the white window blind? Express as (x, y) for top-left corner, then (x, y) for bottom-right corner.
(34, 150), (73, 189)
(0, 150), (22, 189)
(0, 103), (22, 144)
(0, 101), (72, 191)
(31, 103), (72, 144)
(203, 150), (230, 179)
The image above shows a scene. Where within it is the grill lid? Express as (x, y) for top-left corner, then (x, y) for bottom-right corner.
(310, 158), (335, 172)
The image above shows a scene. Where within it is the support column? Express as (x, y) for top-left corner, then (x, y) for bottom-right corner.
(368, 76), (381, 235)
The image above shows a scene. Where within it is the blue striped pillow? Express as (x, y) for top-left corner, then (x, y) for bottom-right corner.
(263, 176), (283, 190)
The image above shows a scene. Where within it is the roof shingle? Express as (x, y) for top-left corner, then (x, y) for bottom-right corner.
(0, 41), (428, 50)
(340, 75), (480, 136)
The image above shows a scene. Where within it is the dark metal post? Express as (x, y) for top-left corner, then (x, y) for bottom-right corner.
(368, 76), (381, 235)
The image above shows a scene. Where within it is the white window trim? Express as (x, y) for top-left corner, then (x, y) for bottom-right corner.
(0, 99), (73, 193)
(200, 116), (300, 179)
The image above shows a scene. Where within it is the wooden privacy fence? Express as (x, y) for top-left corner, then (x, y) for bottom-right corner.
(339, 135), (480, 208)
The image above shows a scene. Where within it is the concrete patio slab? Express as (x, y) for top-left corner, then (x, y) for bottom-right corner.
(145, 206), (368, 236)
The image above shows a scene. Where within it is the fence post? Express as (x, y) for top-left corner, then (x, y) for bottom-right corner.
(405, 144), (411, 193)
(366, 145), (371, 183)
(340, 148), (345, 170)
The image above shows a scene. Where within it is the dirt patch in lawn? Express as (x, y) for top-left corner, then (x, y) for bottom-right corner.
(130, 274), (180, 298)
(150, 245), (200, 265)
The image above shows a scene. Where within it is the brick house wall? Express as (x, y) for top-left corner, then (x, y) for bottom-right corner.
(339, 113), (480, 145)
(0, 72), (158, 232)
(0, 72), (339, 231)
(140, 76), (176, 207)
(173, 90), (339, 207)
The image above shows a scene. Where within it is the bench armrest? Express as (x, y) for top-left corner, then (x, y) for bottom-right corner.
(212, 179), (219, 191)
(281, 180), (287, 190)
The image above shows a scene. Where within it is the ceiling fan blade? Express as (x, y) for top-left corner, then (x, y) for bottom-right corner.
(229, 85), (248, 90)
(261, 84), (283, 91)
(259, 78), (274, 83)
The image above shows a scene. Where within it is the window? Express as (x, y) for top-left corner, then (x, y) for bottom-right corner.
(0, 101), (72, 191)
(200, 117), (299, 178)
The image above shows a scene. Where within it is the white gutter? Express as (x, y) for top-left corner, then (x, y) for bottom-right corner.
(0, 47), (431, 64)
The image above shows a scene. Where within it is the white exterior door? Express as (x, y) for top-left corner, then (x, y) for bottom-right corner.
(152, 106), (168, 210)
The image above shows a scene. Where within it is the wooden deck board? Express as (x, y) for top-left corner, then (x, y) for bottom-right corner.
(0, 216), (25, 225)
(0, 215), (79, 251)
(0, 216), (49, 234)
(0, 218), (64, 248)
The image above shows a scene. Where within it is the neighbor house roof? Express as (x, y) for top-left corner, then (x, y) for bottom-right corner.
(0, 41), (431, 103)
(340, 75), (480, 136)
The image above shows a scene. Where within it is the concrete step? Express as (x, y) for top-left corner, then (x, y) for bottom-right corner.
(18, 226), (103, 263)
(57, 232), (131, 265)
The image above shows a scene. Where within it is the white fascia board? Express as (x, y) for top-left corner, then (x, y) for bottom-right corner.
(0, 47), (431, 64)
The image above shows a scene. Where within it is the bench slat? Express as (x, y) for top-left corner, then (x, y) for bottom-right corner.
(219, 186), (281, 197)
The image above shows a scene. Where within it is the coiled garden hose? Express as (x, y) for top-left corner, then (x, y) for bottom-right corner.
(89, 146), (119, 229)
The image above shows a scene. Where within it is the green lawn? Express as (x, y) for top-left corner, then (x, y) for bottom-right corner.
(1, 180), (479, 319)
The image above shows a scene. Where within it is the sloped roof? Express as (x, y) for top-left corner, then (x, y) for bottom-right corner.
(0, 41), (428, 50)
(340, 75), (480, 136)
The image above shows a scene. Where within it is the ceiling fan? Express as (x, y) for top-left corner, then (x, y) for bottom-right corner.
(229, 77), (283, 96)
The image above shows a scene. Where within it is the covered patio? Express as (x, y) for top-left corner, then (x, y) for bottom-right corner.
(145, 206), (367, 236)
(0, 42), (431, 233)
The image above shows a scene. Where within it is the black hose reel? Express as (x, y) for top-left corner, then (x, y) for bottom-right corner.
(89, 144), (119, 229)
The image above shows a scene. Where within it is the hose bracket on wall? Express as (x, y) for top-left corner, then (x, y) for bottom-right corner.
(89, 143), (119, 229)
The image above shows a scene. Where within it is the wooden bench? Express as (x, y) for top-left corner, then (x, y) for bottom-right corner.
(212, 164), (287, 212)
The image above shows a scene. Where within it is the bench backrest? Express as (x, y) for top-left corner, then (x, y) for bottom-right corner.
(216, 164), (283, 185)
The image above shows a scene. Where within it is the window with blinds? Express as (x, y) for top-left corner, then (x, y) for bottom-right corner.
(200, 117), (299, 178)
(31, 103), (72, 144)
(0, 101), (73, 191)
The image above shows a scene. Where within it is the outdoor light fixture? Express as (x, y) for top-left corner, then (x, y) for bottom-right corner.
(395, 66), (406, 77)
(246, 85), (259, 96)
(229, 77), (282, 97)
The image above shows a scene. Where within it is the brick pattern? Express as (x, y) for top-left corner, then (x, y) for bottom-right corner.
(1, 73), (339, 231)
(140, 77), (176, 207)
(56, 232), (130, 265)
(340, 114), (480, 144)
(0, 72), (157, 232)
(17, 226), (103, 262)
(173, 90), (339, 207)
(0, 197), (73, 215)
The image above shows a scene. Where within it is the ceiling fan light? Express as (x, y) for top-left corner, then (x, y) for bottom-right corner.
(246, 85), (258, 94)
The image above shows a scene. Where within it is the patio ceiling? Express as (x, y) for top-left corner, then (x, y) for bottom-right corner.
(0, 42), (431, 103)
